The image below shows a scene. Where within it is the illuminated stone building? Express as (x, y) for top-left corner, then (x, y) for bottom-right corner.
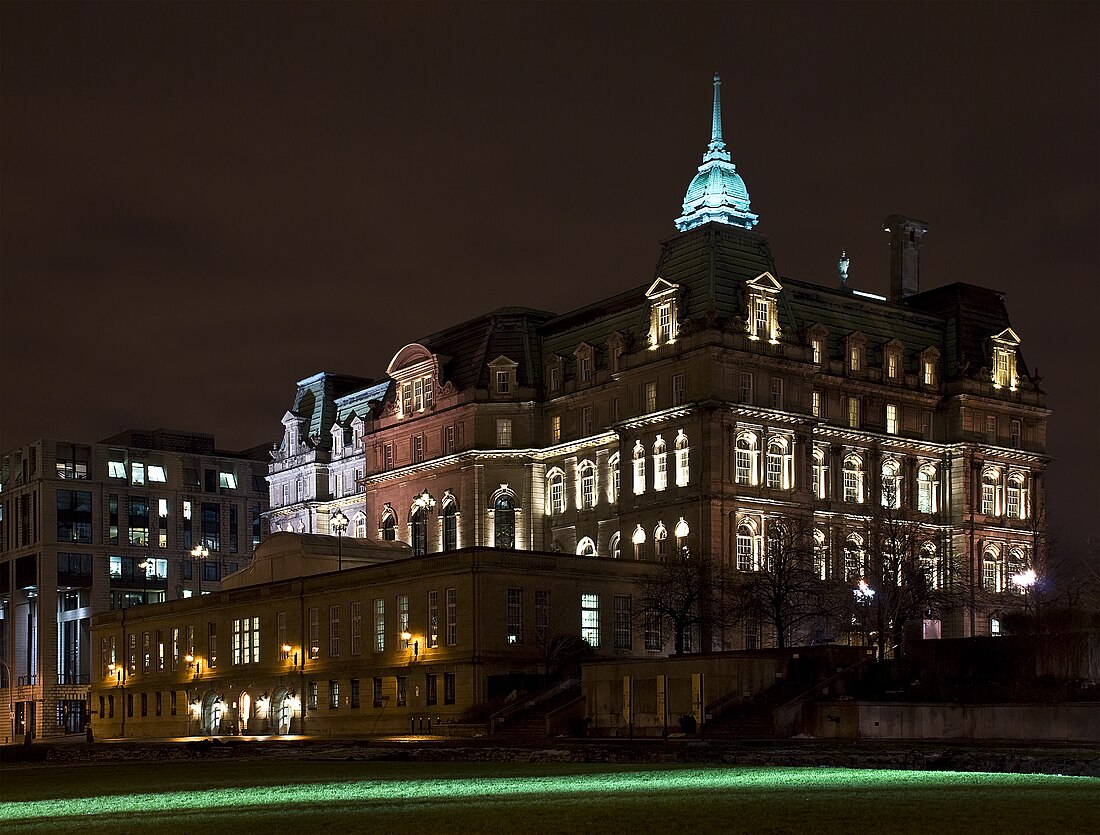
(0, 430), (268, 740)
(265, 75), (1046, 650)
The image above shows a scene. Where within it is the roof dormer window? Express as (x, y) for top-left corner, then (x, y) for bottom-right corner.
(488, 355), (519, 400)
(745, 272), (782, 343)
(645, 278), (681, 349)
(990, 328), (1021, 391)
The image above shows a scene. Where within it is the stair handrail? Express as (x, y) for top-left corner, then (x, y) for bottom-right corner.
(490, 678), (580, 733)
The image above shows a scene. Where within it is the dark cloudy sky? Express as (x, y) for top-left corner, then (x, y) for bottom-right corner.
(2, 3), (1097, 556)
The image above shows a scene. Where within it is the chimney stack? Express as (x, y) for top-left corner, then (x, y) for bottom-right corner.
(883, 215), (928, 301)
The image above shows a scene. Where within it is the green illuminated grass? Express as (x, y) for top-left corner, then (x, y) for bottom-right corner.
(1, 761), (1095, 833)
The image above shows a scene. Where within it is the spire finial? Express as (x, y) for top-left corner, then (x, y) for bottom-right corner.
(709, 73), (724, 150)
(839, 250), (850, 287)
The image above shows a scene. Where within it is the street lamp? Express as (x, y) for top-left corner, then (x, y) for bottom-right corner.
(108, 661), (125, 738)
(330, 509), (349, 571)
(1011, 568), (1039, 614)
(0, 657), (13, 744)
(190, 545), (209, 597)
(853, 579), (876, 652)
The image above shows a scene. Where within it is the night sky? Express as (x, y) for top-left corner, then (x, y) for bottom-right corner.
(2, 3), (1097, 559)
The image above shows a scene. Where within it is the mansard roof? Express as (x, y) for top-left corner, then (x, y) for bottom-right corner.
(290, 372), (375, 442)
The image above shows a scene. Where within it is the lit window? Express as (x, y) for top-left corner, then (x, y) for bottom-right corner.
(812, 447), (828, 500)
(131, 463), (145, 485)
(886, 404), (899, 435)
(849, 345), (861, 372)
(735, 432), (759, 486)
(632, 525), (646, 560)
(609, 532), (621, 559)
(754, 299), (769, 339)
(674, 517), (689, 553)
(917, 464), (939, 514)
(496, 419), (512, 447)
(654, 524), (668, 561)
(219, 472), (237, 489)
(923, 359), (936, 386)
(736, 522), (756, 571)
(148, 465), (167, 483)
(812, 338), (823, 364)
(844, 535), (864, 581)
(843, 454), (864, 504)
(632, 442), (646, 495)
(881, 460), (902, 509)
(922, 544), (940, 590)
(847, 397), (860, 429)
(579, 462), (597, 509)
(983, 546), (1004, 592)
(653, 437), (668, 491)
(657, 302), (674, 344)
(580, 593), (600, 647)
(812, 390), (822, 418)
(992, 346), (1018, 390)
(547, 469), (565, 515)
(645, 381), (657, 413)
(108, 461), (126, 479)
(496, 370), (511, 393)
(888, 353), (898, 379)
(551, 414), (561, 443)
(674, 431), (689, 486)
(373, 599), (385, 652)
(608, 453), (620, 503)
(576, 537), (596, 557)
(981, 468), (1001, 516)
(814, 529), (828, 580)
(1007, 473), (1027, 519)
(766, 437), (792, 490)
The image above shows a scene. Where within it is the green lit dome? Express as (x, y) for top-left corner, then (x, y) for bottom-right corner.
(675, 75), (759, 232)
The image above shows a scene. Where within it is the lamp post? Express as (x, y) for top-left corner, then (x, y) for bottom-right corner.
(108, 662), (125, 739)
(1011, 568), (1039, 616)
(853, 578), (876, 652)
(190, 545), (209, 597)
(0, 657), (13, 744)
(330, 509), (349, 572)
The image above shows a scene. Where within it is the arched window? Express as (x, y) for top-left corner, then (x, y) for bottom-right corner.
(983, 544), (1004, 591)
(609, 531), (621, 560)
(493, 494), (516, 549)
(764, 522), (786, 572)
(981, 468), (1002, 516)
(735, 432), (759, 486)
(1007, 473), (1028, 519)
(844, 534), (864, 581)
(674, 517), (690, 554)
(674, 431), (690, 486)
(441, 500), (458, 551)
(812, 447), (828, 500)
(766, 437), (793, 490)
(381, 507), (397, 541)
(917, 464), (939, 514)
(547, 468), (565, 516)
(881, 459), (902, 509)
(631, 524), (646, 560)
(813, 529), (828, 579)
(653, 437), (668, 491)
(578, 460), (597, 510)
(843, 454), (865, 504)
(632, 442), (646, 495)
(607, 453), (620, 504)
(735, 519), (759, 572)
(921, 542), (940, 590)
(353, 512), (366, 539)
(654, 523), (668, 561)
(576, 536), (597, 557)
(411, 507), (428, 556)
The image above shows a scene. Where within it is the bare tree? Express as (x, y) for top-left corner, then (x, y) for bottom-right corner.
(637, 547), (734, 654)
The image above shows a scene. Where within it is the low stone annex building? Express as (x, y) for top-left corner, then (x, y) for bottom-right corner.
(90, 532), (653, 738)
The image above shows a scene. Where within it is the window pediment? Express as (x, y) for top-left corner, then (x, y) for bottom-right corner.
(746, 271), (782, 294)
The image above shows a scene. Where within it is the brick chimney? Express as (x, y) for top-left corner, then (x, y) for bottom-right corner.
(884, 215), (929, 301)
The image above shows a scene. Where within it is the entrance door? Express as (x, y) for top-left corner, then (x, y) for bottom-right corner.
(270, 689), (291, 735)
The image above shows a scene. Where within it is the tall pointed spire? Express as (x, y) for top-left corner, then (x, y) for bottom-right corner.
(675, 74), (759, 232)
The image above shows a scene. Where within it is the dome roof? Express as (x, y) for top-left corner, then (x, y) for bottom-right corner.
(675, 75), (759, 232)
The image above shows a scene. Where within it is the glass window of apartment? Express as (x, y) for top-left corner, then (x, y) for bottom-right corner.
(442, 503), (457, 551)
(986, 415), (997, 444)
(535, 589), (550, 637)
(126, 496), (150, 548)
(444, 673), (456, 705)
(811, 338), (823, 364)
(228, 505), (238, 554)
(428, 590), (439, 648)
(1011, 419), (1022, 449)
(131, 463), (145, 485)
(445, 588), (457, 646)
(201, 503), (220, 552)
(580, 354), (592, 383)
(157, 498), (169, 549)
(147, 465), (167, 482)
(506, 587), (523, 645)
(843, 455), (864, 504)
(645, 381), (657, 413)
(219, 472), (238, 489)
(109, 495), (119, 545)
(374, 599), (385, 652)
(396, 676), (408, 707)
(329, 680), (340, 710)
(886, 404), (899, 435)
(329, 605), (341, 657)
(739, 372), (753, 405)
(496, 419), (512, 448)
(614, 595), (632, 650)
(373, 677), (384, 708)
(411, 507), (428, 556)
(350, 602), (362, 655)
(108, 460), (127, 479)
(580, 462), (597, 509)
(632, 443), (646, 495)
(57, 490), (93, 543)
(309, 607), (320, 659)
(581, 593), (600, 647)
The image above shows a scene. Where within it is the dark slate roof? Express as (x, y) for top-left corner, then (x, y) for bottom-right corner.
(334, 381), (390, 426)
(291, 373), (375, 441)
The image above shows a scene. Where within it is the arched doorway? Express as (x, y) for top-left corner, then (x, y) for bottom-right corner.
(270, 687), (292, 735)
(201, 691), (224, 735)
(238, 691), (251, 734)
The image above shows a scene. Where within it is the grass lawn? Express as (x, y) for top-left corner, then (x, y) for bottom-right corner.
(2, 760), (1096, 834)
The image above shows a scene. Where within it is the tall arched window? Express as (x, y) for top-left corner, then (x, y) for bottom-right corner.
(631, 525), (646, 560)
(983, 544), (1004, 591)
(881, 459), (902, 509)
(547, 468), (565, 515)
(674, 431), (690, 486)
(632, 442), (646, 495)
(607, 453), (620, 504)
(674, 517), (690, 554)
(1007, 473), (1027, 519)
(735, 432), (759, 486)
(381, 507), (397, 541)
(735, 519), (758, 572)
(578, 461), (597, 509)
(844, 534), (864, 581)
(653, 437), (668, 491)
(813, 529), (828, 579)
(411, 507), (428, 556)
(494, 494), (516, 549)
(353, 512), (366, 539)
(766, 437), (793, 490)
(812, 447), (828, 500)
(917, 464), (939, 514)
(441, 501), (458, 551)
(609, 531), (621, 560)
(843, 454), (865, 504)
(921, 542), (940, 589)
(576, 536), (596, 557)
(981, 468), (1002, 516)
(654, 523), (668, 561)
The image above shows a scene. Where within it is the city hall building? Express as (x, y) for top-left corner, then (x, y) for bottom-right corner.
(263, 76), (1047, 650)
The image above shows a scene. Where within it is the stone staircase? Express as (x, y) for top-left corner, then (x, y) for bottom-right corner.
(490, 680), (583, 740)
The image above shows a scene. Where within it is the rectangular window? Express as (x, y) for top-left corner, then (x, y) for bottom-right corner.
(671, 373), (684, 406)
(1011, 419), (1022, 449)
(171, 627), (179, 671)
(350, 601), (362, 655)
(127, 496), (150, 547)
(396, 676), (408, 707)
(496, 419), (512, 448)
(228, 505), (238, 554)
(383, 443), (394, 471)
(207, 621), (217, 668)
(170, 691), (177, 716)
(645, 381), (658, 413)
(923, 411), (934, 440)
(614, 595), (632, 650)
(849, 345), (861, 372)
(307, 681), (318, 711)
(142, 632), (151, 673)
(309, 607), (320, 659)
(428, 590), (439, 648)
(108, 461), (127, 479)
(496, 369), (511, 393)
(276, 612), (286, 657)
(658, 301), (673, 343)
(412, 435), (424, 464)
(580, 354), (592, 382)
(644, 610), (662, 652)
(201, 503), (220, 552)
(156, 630), (165, 671)
(444, 673), (456, 705)
(132, 463), (145, 485)
(398, 594), (409, 637)
(549, 365), (560, 391)
(847, 397), (860, 429)
(739, 372), (753, 405)
(888, 353), (898, 379)
(886, 404), (899, 435)
(219, 472), (237, 489)
(551, 415), (561, 444)
(329, 680), (340, 710)
(148, 465), (167, 483)
(986, 415), (997, 444)
(374, 599), (385, 652)
(109, 495), (119, 545)
(141, 692), (148, 717)
(350, 678), (361, 709)
(536, 589), (550, 636)
(581, 406), (593, 436)
(770, 378), (783, 410)
(812, 338), (823, 364)
(373, 677), (384, 708)
(443, 425), (456, 455)
(426, 674), (437, 706)
(924, 359), (936, 386)
(581, 593), (600, 648)
(754, 299), (769, 338)
(445, 588), (457, 646)
(812, 391), (821, 417)
(329, 605), (341, 657)
(57, 489), (93, 543)
(506, 587), (523, 645)
(982, 483), (996, 515)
